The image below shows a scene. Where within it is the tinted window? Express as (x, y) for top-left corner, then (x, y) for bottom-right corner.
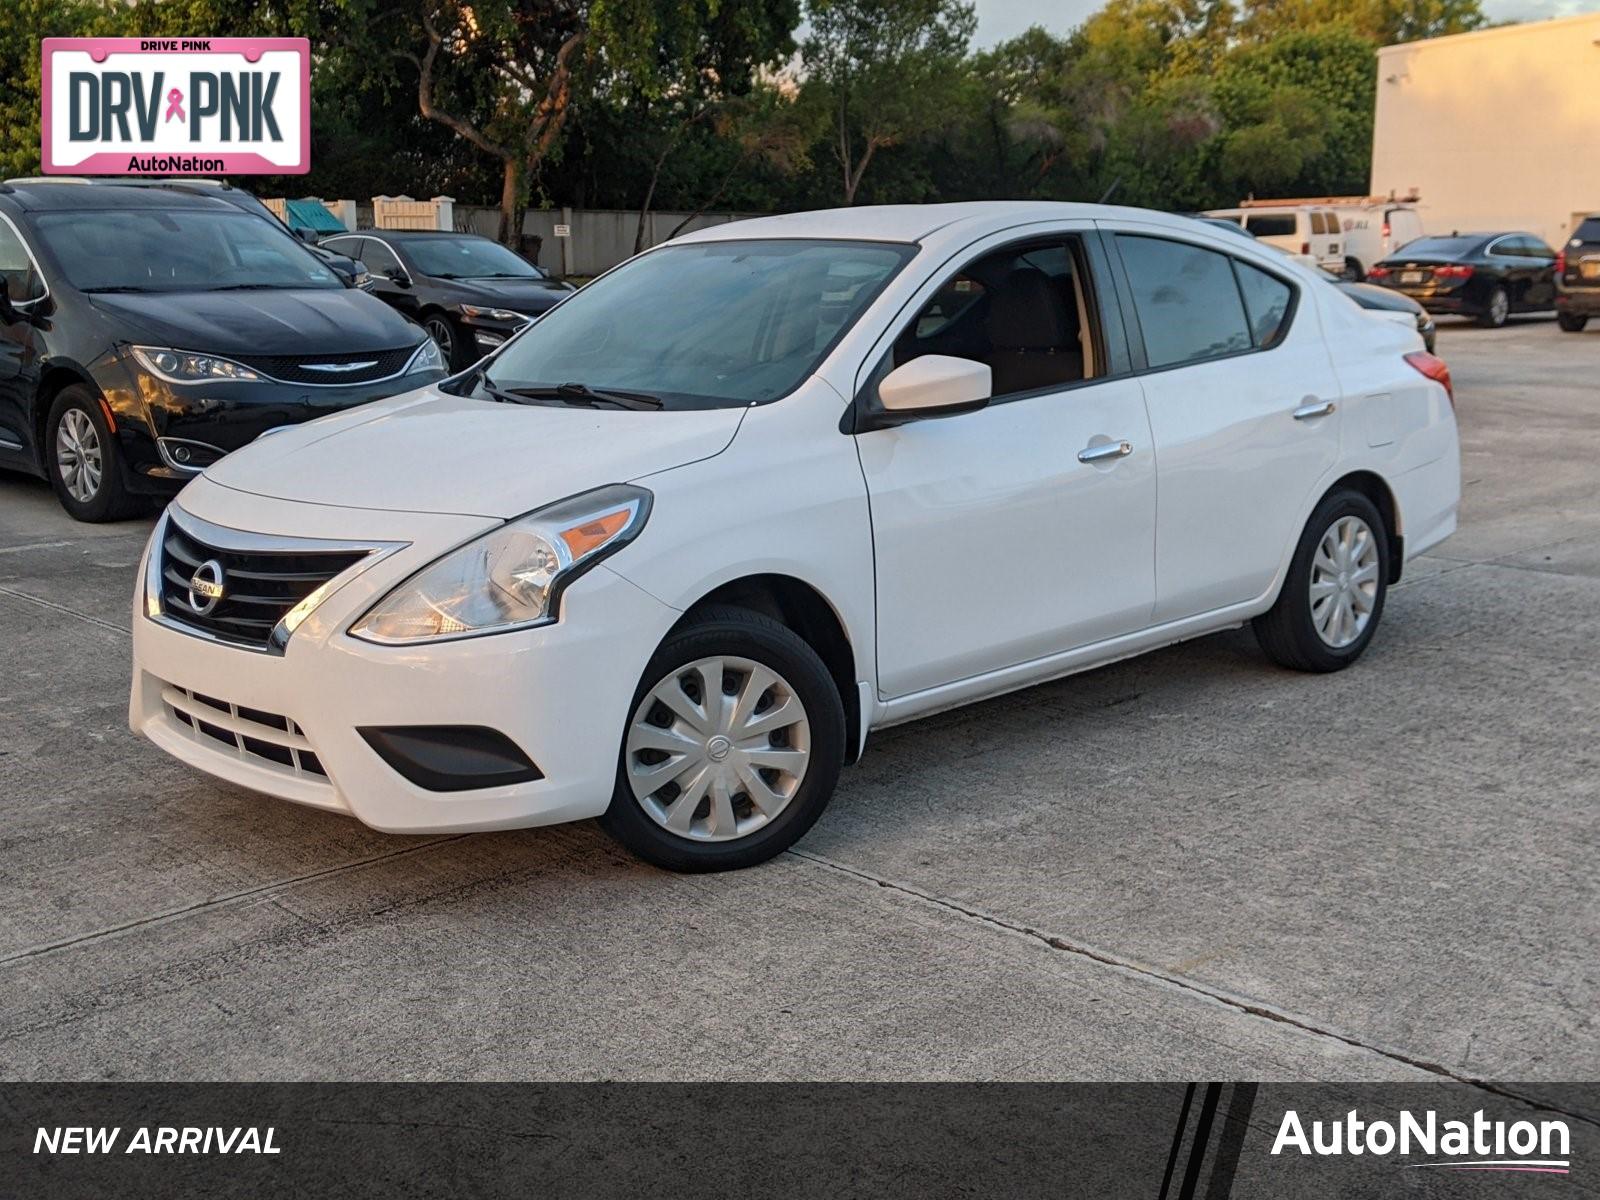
(1310, 212), (1328, 236)
(1519, 237), (1555, 259)
(1396, 236), (1482, 258)
(1575, 218), (1600, 244)
(404, 236), (545, 279)
(32, 209), (342, 293)
(0, 219), (45, 302)
(483, 239), (913, 409)
(321, 235), (364, 258)
(1117, 235), (1253, 368)
(1245, 214), (1297, 238)
(360, 240), (403, 274)
(1233, 260), (1294, 348)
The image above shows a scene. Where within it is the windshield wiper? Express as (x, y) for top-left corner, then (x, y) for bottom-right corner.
(81, 285), (152, 294)
(203, 283), (292, 291)
(485, 381), (663, 411)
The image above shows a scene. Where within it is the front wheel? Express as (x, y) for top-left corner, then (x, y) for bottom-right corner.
(45, 386), (139, 522)
(600, 606), (845, 872)
(1557, 312), (1589, 332)
(422, 313), (464, 370)
(1253, 489), (1391, 673)
(1477, 285), (1510, 328)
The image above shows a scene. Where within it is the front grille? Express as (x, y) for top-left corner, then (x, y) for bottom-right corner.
(232, 345), (416, 385)
(161, 683), (328, 779)
(160, 519), (369, 650)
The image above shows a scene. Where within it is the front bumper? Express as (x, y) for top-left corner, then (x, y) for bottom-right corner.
(129, 480), (681, 833)
(458, 312), (540, 355)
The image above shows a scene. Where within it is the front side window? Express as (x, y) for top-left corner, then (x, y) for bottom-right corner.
(0, 219), (45, 303)
(1116, 235), (1253, 368)
(360, 240), (404, 275)
(405, 236), (545, 279)
(31, 209), (342, 293)
(482, 238), (914, 409)
(888, 237), (1099, 399)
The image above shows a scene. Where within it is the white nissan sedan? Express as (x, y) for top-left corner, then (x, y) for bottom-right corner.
(130, 203), (1460, 871)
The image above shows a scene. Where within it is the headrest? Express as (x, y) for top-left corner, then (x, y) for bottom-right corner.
(989, 267), (1074, 350)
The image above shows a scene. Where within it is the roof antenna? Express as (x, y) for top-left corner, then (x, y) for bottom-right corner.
(1096, 177), (1122, 204)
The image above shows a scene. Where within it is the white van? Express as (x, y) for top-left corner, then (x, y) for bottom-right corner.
(1205, 205), (1349, 277)
(1337, 204), (1425, 278)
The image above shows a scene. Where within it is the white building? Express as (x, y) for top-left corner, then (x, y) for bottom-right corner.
(1370, 13), (1600, 248)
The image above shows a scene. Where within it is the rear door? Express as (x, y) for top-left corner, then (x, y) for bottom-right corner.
(1105, 224), (1343, 623)
(857, 225), (1157, 698)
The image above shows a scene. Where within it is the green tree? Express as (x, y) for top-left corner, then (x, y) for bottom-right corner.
(800, 0), (976, 204)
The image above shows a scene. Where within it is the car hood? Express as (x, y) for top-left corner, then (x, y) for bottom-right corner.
(89, 288), (419, 357)
(450, 277), (571, 311)
(202, 387), (745, 518)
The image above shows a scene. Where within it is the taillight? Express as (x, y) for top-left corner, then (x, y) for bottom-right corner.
(1556, 250), (1566, 275)
(1301, 241), (1310, 255)
(1368, 265), (1390, 279)
(1405, 350), (1454, 408)
(1434, 264), (1474, 279)
(1381, 222), (1391, 239)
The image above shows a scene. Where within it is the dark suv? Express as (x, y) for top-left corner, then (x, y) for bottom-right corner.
(1556, 214), (1600, 333)
(0, 181), (443, 521)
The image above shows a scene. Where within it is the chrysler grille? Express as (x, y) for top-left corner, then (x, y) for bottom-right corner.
(232, 345), (416, 386)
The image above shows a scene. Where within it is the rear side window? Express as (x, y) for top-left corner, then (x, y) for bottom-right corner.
(1232, 261), (1294, 348)
(1310, 212), (1328, 236)
(1576, 218), (1600, 244)
(1116, 235), (1253, 368)
(1244, 214), (1297, 238)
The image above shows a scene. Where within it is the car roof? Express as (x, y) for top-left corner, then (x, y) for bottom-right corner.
(0, 179), (237, 213)
(358, 229), (486, 241)
(673, 202), (1241, 252)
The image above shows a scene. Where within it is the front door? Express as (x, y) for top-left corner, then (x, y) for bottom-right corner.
(855, 230), (1157, 699)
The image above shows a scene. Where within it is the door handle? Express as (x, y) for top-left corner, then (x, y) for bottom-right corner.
(1077, 439), (1133, 463)
(1292, 400), (1336, 420)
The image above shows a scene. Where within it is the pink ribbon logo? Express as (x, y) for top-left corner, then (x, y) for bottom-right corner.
(164, 88), (185, 123)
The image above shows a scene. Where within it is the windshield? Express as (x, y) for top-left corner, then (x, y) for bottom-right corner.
(405, 236), (547, 279)
(481, 238), (915, 408)
(32, 209), (343, 292)
(1391, 236), (1482, 259)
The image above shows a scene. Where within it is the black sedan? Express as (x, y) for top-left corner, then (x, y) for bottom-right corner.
(321, 230), (574, 369)
(1367, 233), (1558, 328)
(0, 181), (443, 521)
(1340, 281), (1436, 353)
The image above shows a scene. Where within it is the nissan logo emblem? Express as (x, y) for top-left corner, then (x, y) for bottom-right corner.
(188, 559), (226, 616)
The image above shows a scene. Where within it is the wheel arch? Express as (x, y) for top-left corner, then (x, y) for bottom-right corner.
(33, 363), (102, 461)
(678, 573), (862, 764)
(1325, 469), (1404, 583)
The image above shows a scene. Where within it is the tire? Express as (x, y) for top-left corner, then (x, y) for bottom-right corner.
(1253, 488), (1391, 673)
(1340, 257), (1363, 283)
(45, 386), (139, 522)
(599, 605), (846, 872)
(1477, 285), (1509, 328)
(1557, 312), (1589, 332)
(422, 312), (464, 371)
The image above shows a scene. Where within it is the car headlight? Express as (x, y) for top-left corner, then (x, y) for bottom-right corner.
(349, 484), (651, 644)
(132, 346), (261, 383)
(406, 339), (445, 373)
(460, 304), (525, 322)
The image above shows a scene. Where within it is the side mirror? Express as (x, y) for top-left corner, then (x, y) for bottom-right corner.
(876, 354), (991, 420)
(0, 276), (45, 327)
(384, 266), (410, 287)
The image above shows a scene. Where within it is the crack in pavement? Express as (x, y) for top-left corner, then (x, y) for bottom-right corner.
(786, 848), (1600, 1129)
(0, 836), (467, 967)
(0, 584), (130, 635)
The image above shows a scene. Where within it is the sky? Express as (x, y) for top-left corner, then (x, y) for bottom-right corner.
(970, 0), (1600, 44)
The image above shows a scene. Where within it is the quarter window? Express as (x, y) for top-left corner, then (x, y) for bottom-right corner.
(1116, 235), (1254, 368)
(1232, 260), (1294, 349)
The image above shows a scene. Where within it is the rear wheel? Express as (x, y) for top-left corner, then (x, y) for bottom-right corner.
(1477, 285), (1510, 328)
(1254, 489), (1390, 673)
(1340, 257), (1363, 282)
(600, 605), (845, 872)
(45, 386), (139, 522)
(1557, 312), (1589, 332)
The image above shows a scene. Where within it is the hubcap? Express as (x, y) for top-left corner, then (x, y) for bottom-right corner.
(627, 655), (811, 843)
(55, 408), (102, 503)
(1490, 291), (1508, 324)
(1309, 515), (1380, 649)
(425, 319), (454, 358)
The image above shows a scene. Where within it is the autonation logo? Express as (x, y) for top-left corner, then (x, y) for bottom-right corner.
(1272, 1109), (1572, 1175)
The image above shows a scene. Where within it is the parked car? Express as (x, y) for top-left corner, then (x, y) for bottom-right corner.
(1555, 213), (1600, 332)
(1335, 201), (1424, 280)
(0, 180), (444, 521)
(321, 230), (575, 369)
(16, 176), (373, 290)
(130, 203), (1460, 871)
(1204, 204), (1352, 278)
(1367, 232), (1559, 328)
(1186, 215), (1435, 350)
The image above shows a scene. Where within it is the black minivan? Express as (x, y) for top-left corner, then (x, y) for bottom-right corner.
(0, 180), (444, 521)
